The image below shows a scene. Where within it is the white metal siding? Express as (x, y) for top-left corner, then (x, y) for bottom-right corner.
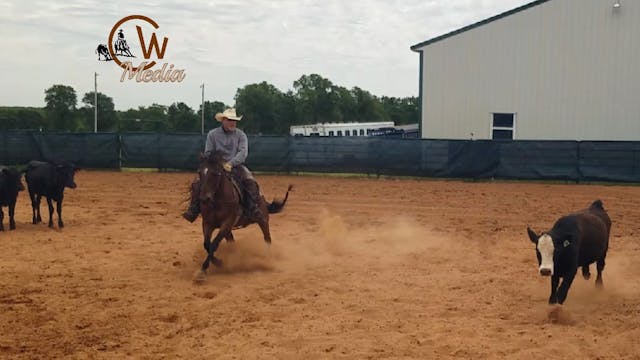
(416, 0), (640, 140)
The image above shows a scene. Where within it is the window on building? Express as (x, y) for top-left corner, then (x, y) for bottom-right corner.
(359, 129), (365, 136)
(345, 130), (350, 136)
(329, 131), (334, 136)
(337, 130), (343, 136)
(491, 113), (515, 140)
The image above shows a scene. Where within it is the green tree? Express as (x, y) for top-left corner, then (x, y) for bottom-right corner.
(135, 104), (168, 132)
(380, 96), (418, 125)
(277, 91), (299, 133)
(0, 107), (47, 130)
(332, 86), (357, 122)
(292, 74), (338, 124)
(198, 100), (227, 133)
(80, 92), (118, 132)
(235, 82), (292, 135)
(117, 104), (168, 132)
(117, 108), (142, 131)
(167, 102), (197, 132)
(44, 84), (77, 131)
(351, 87), (385, 122)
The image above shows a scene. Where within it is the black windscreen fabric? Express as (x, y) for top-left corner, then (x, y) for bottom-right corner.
(247, 136), (289, 172)
(2, 131), (640, 182)
(30, 132), (120, 168)
(288, 136), (372, 174)
(496, 141), (579, 181)
(446, 140), (500, 179)
(375, 138), (424, 177)
(0, 131), (40, 165)
(121, 133), (204, 170)
(579, 141), (640, 182)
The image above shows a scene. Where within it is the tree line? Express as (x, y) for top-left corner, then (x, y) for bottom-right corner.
(0, 74), (418, 135)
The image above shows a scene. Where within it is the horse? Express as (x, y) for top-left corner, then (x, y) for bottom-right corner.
(114, 38), (134, 57)
(196, 151), (292, 274)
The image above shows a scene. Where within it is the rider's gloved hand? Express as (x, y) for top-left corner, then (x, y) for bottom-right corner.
(223, 162), (232, 172)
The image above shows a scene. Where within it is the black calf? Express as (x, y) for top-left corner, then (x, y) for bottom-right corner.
(527, 200), (611, 305)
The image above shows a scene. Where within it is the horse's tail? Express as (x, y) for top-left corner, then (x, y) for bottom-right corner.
(267, 185), (293, 214)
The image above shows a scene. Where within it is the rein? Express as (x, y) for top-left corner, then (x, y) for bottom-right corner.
(200, 162), (237, 205)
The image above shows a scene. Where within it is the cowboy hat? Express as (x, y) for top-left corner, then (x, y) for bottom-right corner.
(215, 108), (243, 122)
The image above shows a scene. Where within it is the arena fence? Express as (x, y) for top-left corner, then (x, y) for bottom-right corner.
(1, 131), (639, 182)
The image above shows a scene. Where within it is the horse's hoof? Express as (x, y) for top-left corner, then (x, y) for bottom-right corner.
(193, 270), (206, 284)
(211, 257), (223, 268)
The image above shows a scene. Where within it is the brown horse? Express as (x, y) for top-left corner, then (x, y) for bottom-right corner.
(197, 151), (292, 274)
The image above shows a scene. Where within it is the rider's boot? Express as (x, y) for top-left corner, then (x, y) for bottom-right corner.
(243, 179), (267, 224)
(182, 179), (201, 222)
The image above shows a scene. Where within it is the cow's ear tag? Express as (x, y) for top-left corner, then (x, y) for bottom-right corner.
(563, 240), (570, 248)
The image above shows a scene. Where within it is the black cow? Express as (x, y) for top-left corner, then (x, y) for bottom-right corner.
(0, 166), (25, 231)
(527, 200), (611, 305)
(25, 161), (78, 228)
(95, 44), (112, 61)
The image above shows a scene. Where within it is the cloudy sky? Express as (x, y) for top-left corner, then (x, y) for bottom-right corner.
(0, 0), (532, 111)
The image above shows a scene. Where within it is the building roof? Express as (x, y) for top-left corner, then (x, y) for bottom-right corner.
(410, 0), (551, 51)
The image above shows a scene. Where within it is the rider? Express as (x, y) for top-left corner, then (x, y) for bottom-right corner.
(182, 108), (266, 225)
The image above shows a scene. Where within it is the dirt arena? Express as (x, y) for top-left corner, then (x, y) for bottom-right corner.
(1, 171), (639, 359)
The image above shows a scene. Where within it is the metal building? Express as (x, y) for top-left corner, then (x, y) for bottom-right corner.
(410, 0), (640, 140)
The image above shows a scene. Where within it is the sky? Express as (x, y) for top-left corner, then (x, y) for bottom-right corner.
(0, 0), (533, 111)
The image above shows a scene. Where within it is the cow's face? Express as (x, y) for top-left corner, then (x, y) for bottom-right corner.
(57, 164), (78, 189)
(528, 227), (556, 276)
(1, 168), (24, 192)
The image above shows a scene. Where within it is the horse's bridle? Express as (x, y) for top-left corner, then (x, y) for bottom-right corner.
(199, 162), (224, 204)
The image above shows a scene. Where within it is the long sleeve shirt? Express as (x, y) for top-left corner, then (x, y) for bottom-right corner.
(204, 127), (248, 166)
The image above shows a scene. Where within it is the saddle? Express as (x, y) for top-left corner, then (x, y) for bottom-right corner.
(227, 174), (244, 203)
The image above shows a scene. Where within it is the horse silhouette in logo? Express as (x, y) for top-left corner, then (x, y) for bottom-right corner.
(114, 29), (135, 57)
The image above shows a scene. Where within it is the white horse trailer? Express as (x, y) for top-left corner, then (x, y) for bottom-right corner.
(290, 122), (395, 137)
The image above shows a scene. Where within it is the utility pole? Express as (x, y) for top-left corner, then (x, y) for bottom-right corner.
(94, 72), (98, 133)
(200, 82), (205, 135)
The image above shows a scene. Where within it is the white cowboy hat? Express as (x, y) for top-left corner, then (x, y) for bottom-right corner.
(215, 108), (243, 122)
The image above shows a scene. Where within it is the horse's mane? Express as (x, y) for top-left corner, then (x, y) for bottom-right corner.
(200, 151), (226, 167)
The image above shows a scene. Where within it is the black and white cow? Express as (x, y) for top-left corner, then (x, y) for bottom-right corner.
(527, 200), (611, 305)
(25, 160), (78, 228)
(0, 166), (25, 231)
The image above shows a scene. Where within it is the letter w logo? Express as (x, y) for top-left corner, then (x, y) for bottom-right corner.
(136, 25), (168, 59)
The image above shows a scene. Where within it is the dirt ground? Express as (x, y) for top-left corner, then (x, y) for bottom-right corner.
(1, 171), (639, 359)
